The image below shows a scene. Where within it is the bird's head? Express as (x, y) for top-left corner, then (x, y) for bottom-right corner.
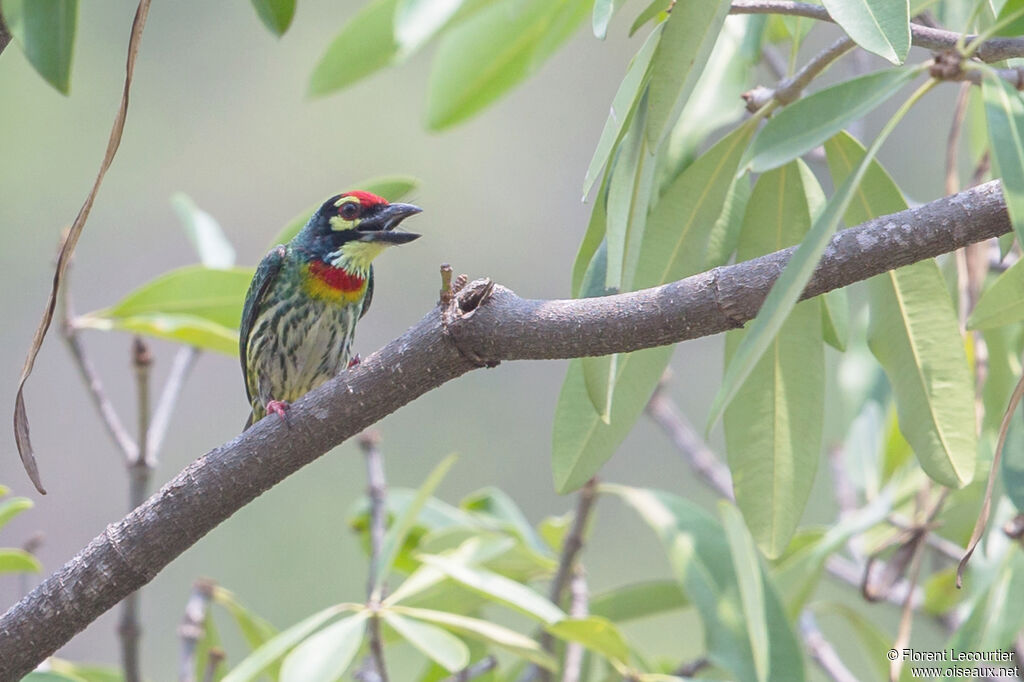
(298, 190), (422, 275)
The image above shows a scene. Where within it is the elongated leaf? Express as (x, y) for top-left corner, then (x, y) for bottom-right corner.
(77, 312), (238, 355)
(606, 94), (648, 291)
(1004, 399), (1024, 512)
(222, 604), (360, 682)
(251, 0), (295, 36)
(645, 0), (730, 147)
(426, 0), (589, 130)
(0, 548), (42, 574)
(993, 0), (1024, 37)
(720, 503), (768, 682)
(708, 81), (934, 431)
(417, 554), (565, 624)
(383, 611), (469, 671)
(605, 485), (804, 682)
(724, 160), (824, 558)
(969, 258), (1024, 330)
(582, 25), (662, 199)
(309, 0), (400, 96)
(589, 580), (688, 622)
(821, 287), (849, 351)
(395, 0), (465, 55)
(280, 611), (369, 682)
(390, 605), (557, 669)
(826, 131), (976, 487)
(704, 167), (752, 268)
(375, 454), (458, 596)
(213, 587), (278, 652)
(983, 74), (1024, 247)
(269, 176), (419, 247)
(554, 122), (755, 494)
(629, 0), (664, 36)
(748, 67), (921, 172)
(946, 547), (1024, 663)
(460, 487), (550, 557)
(547, 616), (630, 664)
(592, 0), (623, 39)
(0, 496), (33, 531)
(172, 193), (236, 268)
(822, 0), (909, 64)
(578, 242), (619, 420)
(2, 0), (77, 93)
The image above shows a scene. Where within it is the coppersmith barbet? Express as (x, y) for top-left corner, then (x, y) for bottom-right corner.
(240, 191), (421, 428)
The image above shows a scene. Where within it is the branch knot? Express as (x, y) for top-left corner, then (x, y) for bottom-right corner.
(441, 277), (500, 368)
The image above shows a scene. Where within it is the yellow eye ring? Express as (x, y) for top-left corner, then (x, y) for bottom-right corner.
(339, 202), (360, 220)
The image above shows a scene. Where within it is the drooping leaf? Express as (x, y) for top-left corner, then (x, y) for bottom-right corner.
(645, 0), (731, 147)
(383, 611), (470, 672)
(1, 0), (77, 93)
(394, 0), (465, 55)
(826, 131), (977, 488)
(724, 161), (824, 559)
(582, 24), (662, 199)
(982, 73), (1024, 247)
(460, 487), (551, 557)
(821, 0), (910, 64)
(946, 547), (1024, 665)
(425, 0), (590, 130)
(213, 587), (278, 653)
(592, 0), (624, 39)
(993, 0), (1024, 37)
(605, 92), (649, 291)
(589, 580), (688, 622)
(0, 548), (42, 574)
(969, 258), (1024, 330)
(747, 67), (921, 172)
(308, 0), (400, 96)
(579, 242), (619, 420)
(417, 554), (565, 624)
(546, 616), (631, 665)
(0, 495), (33, 531)
(1002, 400), (1024, 512)
(605, 485), (804, 682)
(629, 0), (664, 36)
(171, 193), (236, 268)
(704, 166), (752, 269)
(821, 287), (850, 351)
(250, 0), (295, 36)
(76, 312), (238, 355)
(222, 604), (361, 682)
(720, 503), (769, 682)
(279, 611), (369, 682)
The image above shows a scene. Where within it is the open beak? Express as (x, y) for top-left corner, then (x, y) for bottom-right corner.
(357, 202), (422, 245)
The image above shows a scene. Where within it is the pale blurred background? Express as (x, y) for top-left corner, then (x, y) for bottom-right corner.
(0, 1), (957, 678)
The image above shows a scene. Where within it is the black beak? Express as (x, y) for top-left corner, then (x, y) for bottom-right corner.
(357, 202), (422, 244)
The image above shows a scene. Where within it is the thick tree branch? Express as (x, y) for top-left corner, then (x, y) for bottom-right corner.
(730, 1), (1024, 62)
(0, 180), (1012, 679)
(0, 10), (11, 58)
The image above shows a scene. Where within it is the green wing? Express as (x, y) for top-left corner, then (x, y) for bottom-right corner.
(360, 265), (375, 319)
(239, 245), (286, 406)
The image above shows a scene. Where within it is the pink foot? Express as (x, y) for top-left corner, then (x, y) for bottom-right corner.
(266, 400), (291, 425)
(347, 354), (361, 369)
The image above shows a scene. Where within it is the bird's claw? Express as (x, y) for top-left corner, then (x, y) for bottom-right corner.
(347, 354), (361, 369)
(266, 400), (291, 426)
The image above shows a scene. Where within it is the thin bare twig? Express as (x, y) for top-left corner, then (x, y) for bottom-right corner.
(646, 381), (733, 498)
(674, 658), (710, 678)
(442, 656), (498, 682)
(148, 346), (200, 465)
(744, 36), (856, 111)
(561, 568), (588, 682)
(178, 578), (215, 682)
(202, 649), (224, 682)
(359, 431), (390, 682)
(800, 611), (860, 682)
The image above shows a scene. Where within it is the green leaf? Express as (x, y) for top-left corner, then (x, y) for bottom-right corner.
(983, 73), (1024, 247)
(993, 0), (1024, 36)
(0, 548), (41, 574)
(969, 258), (1024, 330)
(747, 67), (921, 172)
(605, 91), (649, 291)
(171, 193), (236, 268)
(250, 0), (295, 36)
(579, 242), (619, 421)
(946, 547), (1024, 664)
(1002, 401), (1024, 512)
(592, 0), (623, 39)
(383, 611), (470, 672)
(395, 0), (465, 55)
(645, 0), (731, 147)
(546, 616), (630, 665)
(375, 454), (458, 596)
(825, 131), (977, 487)
(589, 580), (688, 622)
(582, 24), (662, 199)
(76, 312), (239, 355)
(309, 0), (400, 96)
(720, 503), (768, 682)
(460, 487), (550, 557)
(46, 660), (124, 682)
(384, 536), (514, 606)
(390, 605), (557, 669)
(1, 0), (77, 94)
(0, 495), (33, 531)
(605, 486), (804, 682)
(280, 611), (369, 682)
(821, 287), (849, 351)
(704, 168), (752, 269)
(821, 0), (910, 64)
(417, 554), (565, 624)
(222, 604), (361, 682)
(629, 0), (664, 36)
(213, 587), (278, 652)
(269, 175), (419, 247)
(812, 601), (910, 682)
(425, 0), (590, 130)
(723, 160), (824, 558)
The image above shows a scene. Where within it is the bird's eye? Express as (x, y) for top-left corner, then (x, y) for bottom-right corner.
(339, 202), (360, 220)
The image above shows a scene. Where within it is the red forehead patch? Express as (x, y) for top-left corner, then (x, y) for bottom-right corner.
(341, 190), (388, 207)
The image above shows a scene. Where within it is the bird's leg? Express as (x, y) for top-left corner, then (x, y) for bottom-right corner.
(347, 354), (361, 369)
(266, 400), (291, 424)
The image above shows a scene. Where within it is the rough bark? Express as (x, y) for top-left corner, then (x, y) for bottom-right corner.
(0, 180), (1011, 679)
